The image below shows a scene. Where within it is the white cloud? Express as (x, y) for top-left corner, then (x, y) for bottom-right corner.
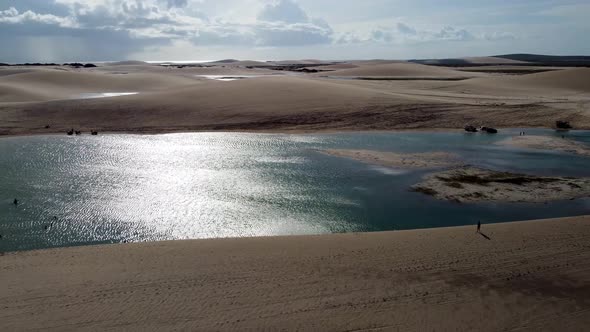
(0, 0), (586, 61)
(258, 0), (308, 23)
(340, 23), (504, 45)
(0, 7), (75, 27)
(396, 22), (416, 35)
(483, 31), (516, 41)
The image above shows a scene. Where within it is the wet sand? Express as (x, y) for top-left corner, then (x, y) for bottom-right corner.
(1, 215), (589, 331)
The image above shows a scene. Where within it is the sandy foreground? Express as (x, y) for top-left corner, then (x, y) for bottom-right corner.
(1, 216), (589, 331)
(1, 61), (590, 135)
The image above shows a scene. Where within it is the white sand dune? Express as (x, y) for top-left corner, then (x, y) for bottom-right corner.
(1, 216), (589, 331)
(1, 61), (590, 135)
(506, 68), (590, 92)
(349, 59), (405, 66)
(0, 68), (201, 102)
(321, 62), (474, 78)
(460, 68), (590, 94)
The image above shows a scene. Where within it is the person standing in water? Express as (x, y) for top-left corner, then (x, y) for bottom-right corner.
(13, 198), (18, 206)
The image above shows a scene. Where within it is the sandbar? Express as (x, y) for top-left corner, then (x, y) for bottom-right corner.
(322, 149), (461, 168)
(412, 166), (590, 203)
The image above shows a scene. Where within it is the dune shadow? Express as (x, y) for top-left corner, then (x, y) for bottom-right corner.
(478, 232), (491, 240)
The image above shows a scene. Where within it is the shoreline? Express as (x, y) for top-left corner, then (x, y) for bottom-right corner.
(2, 213), (588, 254)
(499, 134), (590, 156)
(2, 215), (589, 331)
(1, 126), (587, 139)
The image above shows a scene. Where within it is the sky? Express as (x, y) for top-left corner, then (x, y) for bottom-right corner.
(1, 0), (589, 62)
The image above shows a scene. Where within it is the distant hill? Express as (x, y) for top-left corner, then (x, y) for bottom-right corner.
(411, 54), (590, 67)
(410, 56), (525, 66)
(494, 54), (590, 66)
(211, 59), (240, 64)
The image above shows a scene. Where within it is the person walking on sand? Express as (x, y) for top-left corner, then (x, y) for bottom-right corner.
(477, 221), (481, 233)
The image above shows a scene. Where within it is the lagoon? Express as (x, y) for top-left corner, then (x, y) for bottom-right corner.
(1, 129), (589, 252)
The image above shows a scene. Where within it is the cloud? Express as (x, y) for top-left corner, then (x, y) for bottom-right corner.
(433, 26), (474, 41)
(254, 0), (333, 46)
(0, 0), (534, 61)
(0, 7), (75, 27)
(342, 23), (501, 45)
(254, 21), (332, 46)
(483, 31), (516, 41)
(165, 0), (188, 8)
(0, 2), (176, 61)
(371, 29), (393, 43)
(396, 22), (416, 35)
(335, 31), (362, 44)
(258, 0), (309, 23)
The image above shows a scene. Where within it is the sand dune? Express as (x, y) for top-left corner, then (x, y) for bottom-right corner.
(0, 68), (38, 77)
(0, 68), (202, 102)
(1, 61), (590, 135)
(107, 60), (149, 66)
(415, 56), (529, 66)
(349, 59), (405, 66)
(143, 76), (387, 107)
(312, 63), (359, 70)
(321, 62), (474, 78)
(271, 59), (328, 65)
(204, 60), (272, 67)
(507, 68), (590, 92)
(1, 215), (589, 331)
(462, 68), (590, 94)
(0, 82), (55, 102)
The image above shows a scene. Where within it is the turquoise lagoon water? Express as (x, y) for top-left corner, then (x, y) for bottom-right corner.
(1, 129), (589, 252)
